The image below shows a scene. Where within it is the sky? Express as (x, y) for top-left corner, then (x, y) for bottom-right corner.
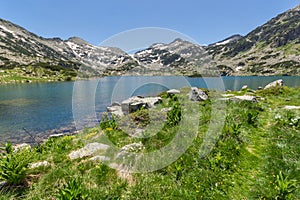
(0, 0), (299, 47)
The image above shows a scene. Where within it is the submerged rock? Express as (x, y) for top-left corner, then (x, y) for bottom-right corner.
(189, 87), (208, 101)
(264, 79), (284, 89)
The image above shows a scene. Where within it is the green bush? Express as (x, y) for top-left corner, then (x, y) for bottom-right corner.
(100, 113), (119, 130)
(56, 179), (87, 200)
(0, 142), (31, 185)
(167, 95), (182, 126)
(274, 171), (297, 200)
(130, 108), (150, 127)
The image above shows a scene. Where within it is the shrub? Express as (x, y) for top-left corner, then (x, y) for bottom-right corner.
(167, 102), (181, 126)
(130, 108), (150, 127)
(0, 142), (31, 185)
(274, 171), (297, 200)
(56, 179), (87, 200)
(100, 113), (119, 130)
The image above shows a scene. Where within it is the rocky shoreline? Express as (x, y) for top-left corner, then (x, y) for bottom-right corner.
(9, 79), (293, 149)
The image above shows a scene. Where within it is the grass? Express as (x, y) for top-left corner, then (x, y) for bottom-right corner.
(0, 86), (299, 199)
(0, 65), (77, 84)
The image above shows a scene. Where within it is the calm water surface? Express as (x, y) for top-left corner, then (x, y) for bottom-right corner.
(0, 76), (299, 143)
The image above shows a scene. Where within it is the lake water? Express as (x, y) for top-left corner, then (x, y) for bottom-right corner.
(0, 76), (300, 143)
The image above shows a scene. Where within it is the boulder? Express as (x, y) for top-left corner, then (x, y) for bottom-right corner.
(189, 87), (208, 101)
(121, 96), (162, 114)
(68, 142), (109, 160)
(89, 156), (110, 162)
(283, 105), (300, 110)
(13, 143), (31, 152)
(230, 95), (258, 103)
(107, 105), (123, 117)
(111, 102), (121, 106)
(167, 89), (180, 95)
(264, 79), (284, 89)
(116, 142), (144, 160)
(241, 85), (248, 90)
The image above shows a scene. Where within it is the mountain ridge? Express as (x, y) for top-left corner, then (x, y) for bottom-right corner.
(0, 4), (299, 81)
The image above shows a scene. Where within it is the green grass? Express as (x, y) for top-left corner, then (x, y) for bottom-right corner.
(0, 65), (77, 84)
(0, 87), (299, 199)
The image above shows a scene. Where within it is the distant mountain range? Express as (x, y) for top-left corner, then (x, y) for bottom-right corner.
(0, 4), (299, 78)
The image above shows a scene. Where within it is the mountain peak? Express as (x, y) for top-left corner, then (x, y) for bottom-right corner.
(66, 36), (90, 45)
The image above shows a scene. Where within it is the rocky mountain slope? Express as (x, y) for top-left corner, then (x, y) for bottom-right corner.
(207, 4), (300, 75)
(0, 4), (299, 78)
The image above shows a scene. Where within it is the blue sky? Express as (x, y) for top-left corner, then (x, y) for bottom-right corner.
(0, 0), (299, 46)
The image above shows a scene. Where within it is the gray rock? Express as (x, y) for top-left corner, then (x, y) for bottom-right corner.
(0, 181), (6, 189)
(48, 133), (65, 138)
(257, 86), (263, 90)
(89, 156), (110, 162)
(29, 161), (50, 169)
(264, 79), (284, 89)
(284, 105), (300, 110)
(68, 142), (109, 160)
(189, 87), (208, 101)
(116, 142), (144, 160)
(121, 96), (162, 114)
(167, 89), (180, 95)
(221, 94), (234, 97)
(241, 85), (248, 90)
(107, 105), (123, 117)
(230, 95), (258, 103)
(111, 102), (121, 106)
(13, 143), (31, 152)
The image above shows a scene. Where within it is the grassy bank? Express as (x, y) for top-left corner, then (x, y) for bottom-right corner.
(0, 64), (78, 84)
(0, 86), (299, 199)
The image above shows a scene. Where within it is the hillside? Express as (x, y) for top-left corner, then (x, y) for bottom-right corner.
(207, 4), (300, 75)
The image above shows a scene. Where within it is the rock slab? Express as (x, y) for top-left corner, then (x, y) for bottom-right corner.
(68, 142), (109, 160)
(189, 87), (208, 101)
(264, 79), (284, 89)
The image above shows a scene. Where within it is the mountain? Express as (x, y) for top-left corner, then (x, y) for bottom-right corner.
(207, 5), (300, 75)
(0, 19), (134, 80)
(0, 4), (300, 80)
(209, 34), (243, 46)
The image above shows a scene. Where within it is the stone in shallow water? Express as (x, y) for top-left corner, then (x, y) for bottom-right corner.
(48, 133), (65, 138)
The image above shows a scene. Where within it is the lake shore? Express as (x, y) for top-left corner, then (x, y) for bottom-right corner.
(0, 83), (299, 199)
